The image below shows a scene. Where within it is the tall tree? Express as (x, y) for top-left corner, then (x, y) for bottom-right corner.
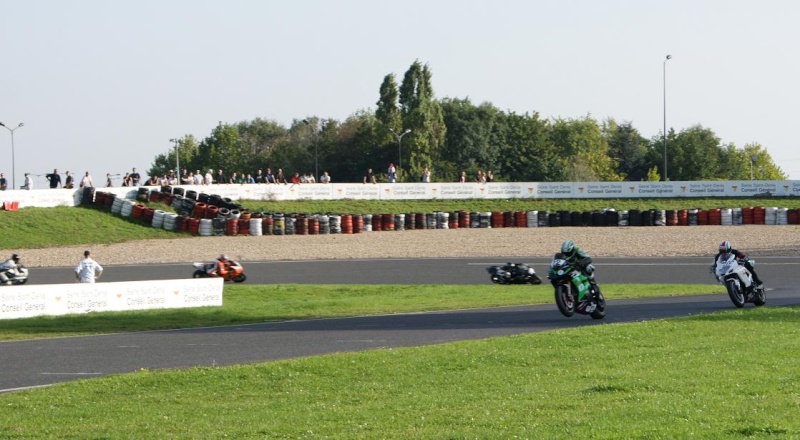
(603, 119), (649, 181)
(398, 61), (446, 180)
(549, 116), (622, 181)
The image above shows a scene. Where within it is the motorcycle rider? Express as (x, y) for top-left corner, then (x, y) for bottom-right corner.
(0, 253), (22, 285)
(207, 254), (232, 278)
(559, 240), (596, 284)
(712, 240), (764, 291)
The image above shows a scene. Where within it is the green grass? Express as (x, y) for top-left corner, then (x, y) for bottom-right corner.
(1, 306), (797, 439)
(2, 197), (798, 250)
(0, 283), (724, 341)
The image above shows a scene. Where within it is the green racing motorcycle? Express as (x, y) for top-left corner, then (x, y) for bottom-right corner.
(548, 254), (606, 319)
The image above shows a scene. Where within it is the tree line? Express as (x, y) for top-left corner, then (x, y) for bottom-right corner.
(148, 61), (786, 184)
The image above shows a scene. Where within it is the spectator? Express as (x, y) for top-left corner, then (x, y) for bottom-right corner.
(265, 168), (275, 183)
(121, 172), (132, 187)
(363, 168), (376, 184)
(0, 172), (6, 191)
(228, 172), (239, 184)
(74, 250), (103, 283)
(64, 171), (74, 189)
(475, 170), (486, 183)
(194, 170), (204, 185)
(290, 172), (301, 184)
(320, 171), (331, 183)
(204, 169), (213, 185)
(307, 173), (316, 184)
(245, 173), (255, 184)
(387, 162), (396, 183)
(180, 169), (191, 184)
(167, 171), (178, 185)
(421, 167), (431, 183)
(130, 168), (141, 186)
(104, 173), (113, 188)
(45, 168), (62, 188)
(215, 169), (227, 184)
(275, 168), (287, 184)
(21, 173), (33, 190)
(459, 171), (466, 183)
(486, 170), (494, 182)
(254, 169), (265, 183)
(146, 175), (159, 186)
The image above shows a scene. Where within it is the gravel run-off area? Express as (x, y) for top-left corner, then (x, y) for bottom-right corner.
(14, 225), (800, 268)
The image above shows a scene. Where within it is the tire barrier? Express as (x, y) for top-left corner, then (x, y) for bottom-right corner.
(225, 218), (238, 235)
(273, 213), (285, 235)
(765, 207), (777, 225)
(753, 206), (766, 224)
(352, 214), (363, 233)
(199, 218), (213, 236)
(382, 213), (394, 231)
(406, 213), (416, 230)
(262, 215), (273, 235)
(329, 215), (341, 234)
(395, 214), (405, 231)
(284, 216), (295, 235)
(120, 200), (134, 217)
(363, 214), (373, 232)
(249, 217), (262, 236)
(163, 213), (178, 231)
(237, 218), (250, 235)
(185, 190), (197, 200)
(152, 210), (166, 228)
(187, 218), (200, 235)
(111, 197), (124, 215)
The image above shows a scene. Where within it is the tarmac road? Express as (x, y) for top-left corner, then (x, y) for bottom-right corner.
(2, 256), (799, 393)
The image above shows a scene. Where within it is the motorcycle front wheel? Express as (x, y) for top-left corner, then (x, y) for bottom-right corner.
(233, 273), (247, 283)
(725, 279), (745, 308)
(528, 274), (543, 285)
(554, 284), (575, 317)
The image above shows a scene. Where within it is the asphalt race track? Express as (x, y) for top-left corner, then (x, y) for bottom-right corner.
(2, 256), (799, 392)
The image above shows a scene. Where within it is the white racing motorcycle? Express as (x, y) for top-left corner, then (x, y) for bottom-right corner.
(1, 265), (29, 286)
(713, 253), (765, 308)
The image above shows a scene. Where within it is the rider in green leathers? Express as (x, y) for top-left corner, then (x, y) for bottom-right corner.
(559, 239), (596, 284)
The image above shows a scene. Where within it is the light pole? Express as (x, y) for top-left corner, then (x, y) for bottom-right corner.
(663, 54), (672, 181)
(302, 119), (319, 182)
(170, 138), (180, 183)
(0, 122), (24, 190)
(389, 128), (411, 182)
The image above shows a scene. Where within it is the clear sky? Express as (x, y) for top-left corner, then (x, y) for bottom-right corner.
(2, 0), (798, 189)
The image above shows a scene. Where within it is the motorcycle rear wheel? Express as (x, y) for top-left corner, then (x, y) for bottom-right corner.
(590, 288), (606, 320)
(192, 270), (206, 279)
(752, 288), (766, 306)
(554, 284), (575, 317)
(725, 279), (745, 308)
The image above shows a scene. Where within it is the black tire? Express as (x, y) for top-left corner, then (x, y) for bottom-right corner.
(192, 270), (206, 279)
(753, 288), (766, 306)
(590, 288), (606, 320)
(554, 284), (575, 317)
(233, 273), (247, 283)
(725, 278), (745, 308)
(529, 274), (543, 285)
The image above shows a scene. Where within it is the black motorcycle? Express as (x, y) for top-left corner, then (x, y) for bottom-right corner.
(486, 262), (542, 285)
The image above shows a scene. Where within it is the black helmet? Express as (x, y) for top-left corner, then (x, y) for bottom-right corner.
(11, 253), (19, 262)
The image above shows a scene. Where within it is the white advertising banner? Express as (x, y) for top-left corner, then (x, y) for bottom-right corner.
(0, 278), (223, 320)
(2, 180), (799, 208)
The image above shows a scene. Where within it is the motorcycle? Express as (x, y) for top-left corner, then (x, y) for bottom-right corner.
(548, 255), (605, 319)
(486, 262), (542, 285)
(192, 260), (247, 283)
(1, 265), (29, 286)
(713, 253), (765, 308)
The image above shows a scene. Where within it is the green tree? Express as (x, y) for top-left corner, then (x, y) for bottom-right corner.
(668, 125), (721, 180)
(549, 116), (622, 181)
(399, 61), (446, 180)
(438, 98), (502, 182)
(604, 119), (649, 180)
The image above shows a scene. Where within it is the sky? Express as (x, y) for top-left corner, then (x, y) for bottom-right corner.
(2, 0), (799, 190)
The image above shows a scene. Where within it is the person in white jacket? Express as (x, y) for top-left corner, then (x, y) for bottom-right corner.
(74, 250), (103, 283)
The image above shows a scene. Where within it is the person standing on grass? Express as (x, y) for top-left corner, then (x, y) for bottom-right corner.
(75, 250), (103, 283)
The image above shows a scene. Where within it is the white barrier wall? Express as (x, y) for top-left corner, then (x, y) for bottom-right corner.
(2, 180), (800, 208)
(0, 278), (223, 320)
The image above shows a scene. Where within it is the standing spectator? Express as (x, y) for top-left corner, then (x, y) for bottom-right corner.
(486, 170), (494, 183)
(215, 169), (227, 184)
(204, 169), (214, 185)
(79, 172), (94, 188)
(421, 167), (431, 183)
(387, 163), (396, 183)
(0, 172), (6, 190)
(45, 168), (62, 188)
(275, 168), (287, 184)
(363, 168), (376, 184)
(121, 172), (132, 187)
(22, 173), (33, 190)
(64, 171), (74, 189)
(254, 169), (265, 183)
(130, 167), (141, 186)
(104, 173), (113, 188)
(459, 171), (466, 183)
(320, 171), (331, 183)
(194, 170), (204, 185)
(180, 169), (191, 184)
(475, 170), (486, 183)
(74, 250), (103, 283)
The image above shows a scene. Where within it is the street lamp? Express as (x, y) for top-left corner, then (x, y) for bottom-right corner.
(302, 119), (319, 182)
(663, 54), (672, 181)
(389, 128), (411, 182)
(0, 122), (24, 190)
(170, 138), (180, 183)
